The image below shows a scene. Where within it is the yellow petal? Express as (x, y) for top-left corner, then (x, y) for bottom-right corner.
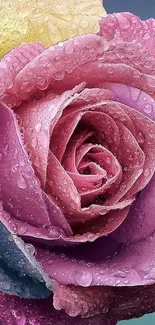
(0, 0), (106, 59)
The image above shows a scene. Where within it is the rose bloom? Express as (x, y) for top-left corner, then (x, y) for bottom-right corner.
(0, 12), (155, 325)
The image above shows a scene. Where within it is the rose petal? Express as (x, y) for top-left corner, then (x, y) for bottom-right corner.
(112, 175), (155, 244)
(98, 13), (155, 57)
(0, 103), (71, 236)
(0, 43), (45, 106)
(53, 281), (113, 317)
(104, 82), (155, 121)
(3, 33), (155, 108)
(54, 281), (155, 321)
(51, 111), (83, 162)
(17, 83), (84, 187)
(120, 103), (155, 194)
(0, 292), (113, 325)
(37, 232), (155, 287)
(46, 151), (81, 219)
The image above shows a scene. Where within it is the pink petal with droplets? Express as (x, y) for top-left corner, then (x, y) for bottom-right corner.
(53, 281), (113, 317)
(0, 103), (71, 236)
(46, 151), (81, 219)
(16, 83), (85, 187)
(0, 292), (113, 325)
(2, 33), (155, 108)
(51, 111), (83, 162)
(113, 175), (155, 244)
(0, 43), (45, 106)
(36, 232), (155, 289)
(98, 13), (155, 57)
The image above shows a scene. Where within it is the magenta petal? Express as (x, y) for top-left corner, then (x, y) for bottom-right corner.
(36, 232), (155, 287)
(112, 175), (155, 244)
(0, 292), (114, 325)
(0, 103), (50, 227)
(0, 103), (71, 237)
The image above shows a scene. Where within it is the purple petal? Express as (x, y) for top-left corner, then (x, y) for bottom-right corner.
(0, 292), (115, 325)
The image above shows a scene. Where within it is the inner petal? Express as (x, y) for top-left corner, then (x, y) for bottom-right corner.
(46, 151), (81, 221)
(16, 83), (84, 187)
(78, 145), (122, 207)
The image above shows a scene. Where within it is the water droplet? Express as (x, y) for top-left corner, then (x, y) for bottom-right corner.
(63, 179), (67, 185)
(107, 67), (114, 74)
(31, 137), (38, 148)
(0, 280), (11, 291)
(143, 32), (150, 40)
(144, 168), (150, 177)
(18, 225), (28, 235)
(123, 279), (130, 285)
(144, 103), (153, 114)
(25, 244), (36, 255)
(39, 55), (49, 66)
(137, 131), (144, 144)
(65, 43), (73, 54)
(3, 145), (9, 155)
(17, 176), (27, 189)
(73, 38), (80, 46)
(113, 270), (127, 278)
(35, 122), (42, 132)
(74, 270), (93, 287)
(54, 71), (65, 81)
(58, 42), (64, 47)
(12, 164), (19, 173)
(116, 279), (121, 285)
(11, 310), (27, 325)
(87, 262), (94, 268)
(20, 160), (25, 167)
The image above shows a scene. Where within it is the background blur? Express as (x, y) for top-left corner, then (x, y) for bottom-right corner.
(104, 0), (155, 324)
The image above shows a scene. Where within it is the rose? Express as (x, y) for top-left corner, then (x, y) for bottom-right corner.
(0, 11), (155, 325)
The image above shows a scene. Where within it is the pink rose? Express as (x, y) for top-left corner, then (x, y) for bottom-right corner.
(0, 12), (155, 325)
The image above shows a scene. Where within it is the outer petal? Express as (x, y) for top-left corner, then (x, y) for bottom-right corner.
(0, 103), (71, 236)
(0, 292), (115, 325)
(0, 42), (45, 104)
(112, 173), (155, 244)
(2, 33), (155, 107)
(53, 281), (155, 321)
(35, 233), (155, 317)
(36, 232), (155, 287)
(98, 13), (155, 57)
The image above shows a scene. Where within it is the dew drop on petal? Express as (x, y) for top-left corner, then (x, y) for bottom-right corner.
(17, 176), (27, 189)
(25, 244), (36, 255)
(11, 310), (27, 325)
(3, 145), (9, 155)
(74, 270), (93, 287)
(116, 279), (121, 285)
(12, 164), (19, 173)
(20, 159), (25, 167)
(113, 270), (127, 278)
(144, 103), (153, 114)
(35, 122), (42, 132)
(123, 279), (130, 285)
(144, 168), (150, 177)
